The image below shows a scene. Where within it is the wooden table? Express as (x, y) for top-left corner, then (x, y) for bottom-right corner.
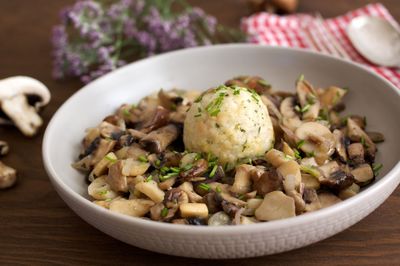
(0, 0), (399, 265)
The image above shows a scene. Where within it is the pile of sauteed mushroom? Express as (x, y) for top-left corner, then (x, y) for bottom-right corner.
(73, 75), (384, 225)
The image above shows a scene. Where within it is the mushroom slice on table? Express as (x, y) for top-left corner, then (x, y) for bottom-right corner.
(0, 161), (17, 189)
(0, 76), (51, 136)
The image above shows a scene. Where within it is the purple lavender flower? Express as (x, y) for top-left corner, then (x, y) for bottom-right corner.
(51, 0), (244, 83)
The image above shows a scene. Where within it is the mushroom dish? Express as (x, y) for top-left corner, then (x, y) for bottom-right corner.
(73, 76), (384, 226)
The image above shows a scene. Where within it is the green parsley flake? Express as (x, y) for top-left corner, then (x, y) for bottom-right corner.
(215, 186), (222, 193)
(198, 183), (211, 192)
(206, 92), (226, 117)
(145, 175), (153, 182)
(297, 140), (305, 149)
(161, 207), (169, 217)
(300, 165), (320, 178)
(372, 163), (383, 176)
(209, 165), (218, 177)
(105, 154), (117, 163)
(182, 163), (193, 171)
(138, 155), (148, 163)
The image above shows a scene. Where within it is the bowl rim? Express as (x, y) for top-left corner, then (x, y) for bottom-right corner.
(43, 43), (400, 234)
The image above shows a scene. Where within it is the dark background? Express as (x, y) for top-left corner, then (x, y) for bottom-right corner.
(0, 0), (399, 265)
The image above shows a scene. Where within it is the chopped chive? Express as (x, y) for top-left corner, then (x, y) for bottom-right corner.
(145, 175), (153, 182)
(170, 167), (181, 173)
(297, 140), (305, 149)
(123, 108), (130, 117)
(171, 103), (177, 111)
(209, 164), (218, 177)
(372, 163), (383, 176)
(300, 165), (320, 178)
(194, 94), (203, 103)
(293, 149), (302, 159)
(161, 207), (168, 217)
(198, 183), (211, 192)
(295, 105), (301, 113)
(257, 79), (270, 87)
(105, 198), (112, 202)
(98, 190), (108, 195)
(306, 94), (317, 104)
(159, 172), (178, 182)
(306, 151), (315, 157)
(138, 155), (148, 163)
(237, 194), (245, 200)
(105, 154), (117, 163)
(284, 154), (295, 160)
(301, 104), (311, 113)
(155, 159), (161, 167)
(194, 113), (201, 117)
(215, 186), (222, 193)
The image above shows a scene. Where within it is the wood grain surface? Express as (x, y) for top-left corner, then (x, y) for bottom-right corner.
(0, 0), (399, 265)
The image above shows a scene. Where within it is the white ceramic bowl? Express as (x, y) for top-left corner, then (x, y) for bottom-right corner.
(43, 44), (400, 259)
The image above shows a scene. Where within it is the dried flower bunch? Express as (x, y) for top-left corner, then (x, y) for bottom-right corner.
(52, 0), (245, 83)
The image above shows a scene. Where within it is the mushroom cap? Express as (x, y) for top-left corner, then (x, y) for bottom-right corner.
(0, 76), (51, 109)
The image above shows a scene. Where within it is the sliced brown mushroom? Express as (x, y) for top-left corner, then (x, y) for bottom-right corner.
(0, 161), (17, 189)
(295, 122), (335, 165)
(158, 89), (183, 110)
(347, 143), (365, 165)
(260, 95), (282, 120)
(277, 160), (302, 190)
(282, 141), (295, 157)
(115, 144), (148, 160)
(303, 188), (321, 212)
(180, 158), (208, 180)
(140, 105), (170, 133)
(351, 164), (374, 185)
(338, 183), (360, 200)
(280, 97), (303, 131)
(106, 160), (128, 192)
(318, 86), (347, 110)
(347, 118), (376, 161)
(366, 131), (385, 143)
(203, 192), (222, 214)
(252, 168), (283, 195)
(265, 148), (293, 168)
(178, 182), (203, 203)
(135, 180), (165, 203)
(99, 121), (124, 139)
(255, 191), (296, 221)
(242, 198), (263, 216)
(231, 164), (254, 194)
(89, 152), (117, 181)
(332, 129), (347, 162)
(109, 198), (154, 217)
(88, 176), (118, 200)
(169, 104), (189, 124)
(296, 79), (320, 120)
(139, 124), (179, 153)
(318, 192), (342, 208)
(349, 115), (366, 129)
(301, 173), (320, 190)
(208, 211), (231, 226)
(91, 139), (117, 165)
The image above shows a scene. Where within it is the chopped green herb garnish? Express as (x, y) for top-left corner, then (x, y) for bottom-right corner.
(170, 167), (181, 173)
(194, 94), (203, 103)
(215, 123), (220, 128)
(301, 104), (311, 113)
(293, 149), (302, 160)
(295, 105), (301, 113)
(155, 159), (161, 167)
(284, 154), (295, 160)
(257, 79), (270, 87)
(98, 190), (108, 195)
(360, 136), (369, 148)
(300, 165), (320, 178)
(198, 183), (211, 192)
(145, 175), (153, 182)
(237, 194), (245, 200)
(159, 172), (178, 182)
(306, 94), (317, 105)
(123, 108), (130, 117)
(194, 113), (201, 117)
(372, 163), (383, 176)
(161, 207), (168, 217)
(138, 155), (148, 163)
(105, 198), (112, 202)
(306, 151), (315, 157)
(205, 92), (225, 117)
(197, 107), (202, 113)
(209, 164), (218, 177)
(105, 154), (117, 163)
(216, 186), (222, 193)
(297, 140), (305, 149)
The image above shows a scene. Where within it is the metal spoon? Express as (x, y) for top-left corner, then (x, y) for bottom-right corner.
(347, 16), (400, 68)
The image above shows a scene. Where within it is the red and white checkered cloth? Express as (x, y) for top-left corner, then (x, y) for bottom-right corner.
(242, 3), (400, 88)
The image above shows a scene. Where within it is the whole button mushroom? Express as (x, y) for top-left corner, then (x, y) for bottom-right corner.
(0, 76), (51, 137)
